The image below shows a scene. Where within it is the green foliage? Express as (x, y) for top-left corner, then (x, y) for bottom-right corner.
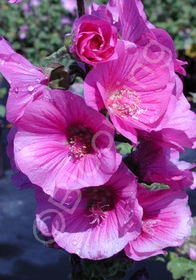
(167, 218), (196, 279)
(70, 252), (134, 280)
(81, 253), (134, 280)
(0, 0), (74, 66)
(143, 0), (196, 50)
(141, 182), (170, 191)
(190, 217), (196, 236)
(0, 104), (6, 118)
(0, 0), (194, 69)
(0, 86), (7, 99)
(116, 142), (135, 155)
(186, 43), (196, 58)
(167, 254), (196, 280)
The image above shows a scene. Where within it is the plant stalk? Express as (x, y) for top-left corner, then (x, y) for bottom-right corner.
(76, 0), (85, 17)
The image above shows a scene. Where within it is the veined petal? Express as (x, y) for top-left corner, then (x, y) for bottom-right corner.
(125, 187), (193, 260)
(0, 37), (48, 123)
(14, 90), (121, 195)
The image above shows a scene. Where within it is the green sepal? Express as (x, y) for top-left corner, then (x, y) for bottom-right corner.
(44, 46), (67, 61)
(141, 182), (170, 191)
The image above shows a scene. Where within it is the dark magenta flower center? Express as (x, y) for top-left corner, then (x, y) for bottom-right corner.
(67, 123), (94, 158)
(90, 34), (104, 50)
(84, 187), (114, 225)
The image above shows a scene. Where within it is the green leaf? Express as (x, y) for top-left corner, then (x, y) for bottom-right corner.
(45, 46), (67, 61)
(167, 257), (196, 280)
(0, 105), (6, 118)
(64, 32), (75, 55)
(116, 142), (134, 155)
(0, 87), (7, 98)
(190, 217), (196, 236)
(186, 44), (196, 58)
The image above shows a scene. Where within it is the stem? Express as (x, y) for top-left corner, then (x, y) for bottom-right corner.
(76, 0), (85, 17)
(71, 254), (85, 280)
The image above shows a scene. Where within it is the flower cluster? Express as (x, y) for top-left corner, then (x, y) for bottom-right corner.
(1, 0), (196, 261)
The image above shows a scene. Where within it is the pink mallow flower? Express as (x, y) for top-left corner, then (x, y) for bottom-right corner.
(125, 185), (193, 261)
(138, 82), (196, 152)
(87, 2), (114, 26)
(158, 92), (196, 150)
(107, 0), (187, 75)
(84, 40), (175, 145)
(169, 150), (196, 190)
(18, 25), (28, 40)
(71, 14), (118, 66)
(189, 248), (196, 260)
(0, 37), (48, 124)
(14, 90), (122, 196)
(7, 126), (34, 190)
(35, 163), (143, 260)
(136, 0), (187, 75)
(61, 0), (76, 14)
(138, 76), (196, 152)
(129, 140), (196, 190)
(8, 0), (23, 3)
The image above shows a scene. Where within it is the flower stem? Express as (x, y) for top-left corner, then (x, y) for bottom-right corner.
(71, 254), (85, 280)
(76, 0), (85, 17)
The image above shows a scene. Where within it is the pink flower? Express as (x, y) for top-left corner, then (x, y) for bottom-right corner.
(135, 0), (187, 75)
(30, 0), (41, 6)
(72, 15), (118, 65)
(84, 40), (175, 145)
(61, 0), (76, 14)
(18, 25), (28, 40)
(149, 28), (187, 76)
(189, 248), (196, 260)
(107, 0), (186, 75)
(88, 2), (114, 25)
(14, 90), (122, 196)
(113, 0), (154, 44)
(61, 16), (72, 26)
(129, 140), (195, 190)
(0, 37), (48, 124)
(160, 93), (196, 151)
(169, 150), (196, 190)
(35, 163), (143, 260)
(138, 75), (196, 151)
(8, 0), (23, 3)
(158, 92), (196, 150)
(7, 126), (34, 190)
(125, 185), (193, 260)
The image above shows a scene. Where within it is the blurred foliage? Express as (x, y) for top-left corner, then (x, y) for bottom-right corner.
(0, 0), (74, 66)
(0, 104), (6, 118)
(186, 43), (196, 58)
(0, 0), (194, 67)
(167, 255), (196, 280)
(116, 142), (134, 155)
(167, 217), (196, 280)
(143, 0), (196, 50)
(70, 252), (134, 280)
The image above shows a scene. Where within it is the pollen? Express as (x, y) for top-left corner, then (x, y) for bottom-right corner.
(85, 187), (114, 226)
(88, 203), (109, 225)
(107, 89), (143, 119)
(67, 123), (94, 158)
